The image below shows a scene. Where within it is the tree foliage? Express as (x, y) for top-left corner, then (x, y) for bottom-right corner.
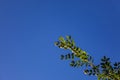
(55, 36), (120, 80)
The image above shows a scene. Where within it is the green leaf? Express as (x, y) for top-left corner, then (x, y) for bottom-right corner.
(70, 60), (75, 67)
(59, 36), (65, 43)
(66, 35), (71, 40)
(71, 53), (75, 59)
(67, 54), (71, 59)
(114, 62), (118, 66)
(54, 41), (59, 46)
(71, 39), (75, 46)
(60, 55), (64, 60)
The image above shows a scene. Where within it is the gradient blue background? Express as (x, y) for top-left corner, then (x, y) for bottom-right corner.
(0, 0), (120, 80)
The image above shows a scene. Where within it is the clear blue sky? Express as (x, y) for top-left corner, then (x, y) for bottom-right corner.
(0, 0), (120, 80)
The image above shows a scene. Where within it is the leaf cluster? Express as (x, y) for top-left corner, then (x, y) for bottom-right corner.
(55, 36), (120, 80)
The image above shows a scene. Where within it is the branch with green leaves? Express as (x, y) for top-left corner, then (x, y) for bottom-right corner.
(55, 36), (120, 80)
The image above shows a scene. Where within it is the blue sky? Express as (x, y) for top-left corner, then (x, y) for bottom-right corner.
(0, 0), (120, 80)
